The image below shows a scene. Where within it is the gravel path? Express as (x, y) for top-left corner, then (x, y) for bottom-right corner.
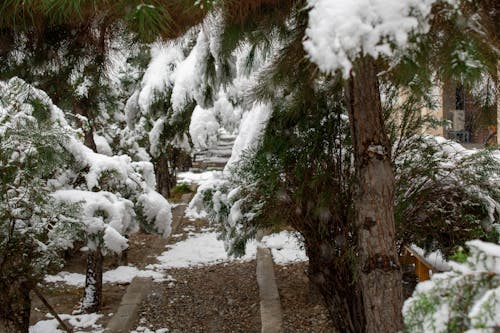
(276, 263), (335, 333)
(136, 262), (260, 333)
(132, 213), (336, 333)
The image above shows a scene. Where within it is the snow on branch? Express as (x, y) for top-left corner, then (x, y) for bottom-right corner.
(303, 0), (450, 77)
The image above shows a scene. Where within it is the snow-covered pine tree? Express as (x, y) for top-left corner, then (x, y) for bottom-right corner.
(189, 57), (499, 332)
(0, 15), (177, 314)
(186, 2), (499, 331)
(0, 77), (173, 319)
(303, 1), (498, 330)
(124, 17), (249, 198)
(0, 78), (83, 332)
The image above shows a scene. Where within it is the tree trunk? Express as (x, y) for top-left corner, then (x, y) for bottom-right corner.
(305, 238), (365, 333)
(0, 279), (31, 333)
(74, 99), (104, 313)
(155, 154), (174, 198)
(82, 248), (103, 313)
(496, 60), (499, 145)
(0, 240), (33, 333)
(73, 100), (97, 152)
(345, 55), (403, 333)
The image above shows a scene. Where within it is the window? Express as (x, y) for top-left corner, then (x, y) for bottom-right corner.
(455, 85), (464, 110)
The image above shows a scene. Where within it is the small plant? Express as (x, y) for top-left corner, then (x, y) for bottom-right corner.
(449, 247), (468, 263)
(168, 182), (193, 203)
(171, 182), (192, 195)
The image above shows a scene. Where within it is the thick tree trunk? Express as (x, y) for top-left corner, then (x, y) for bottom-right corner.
(0, 279), (31, 333)
(82, 248), (103, 313)
(345, 56), (403, 333)
(305, 239), (365, 333)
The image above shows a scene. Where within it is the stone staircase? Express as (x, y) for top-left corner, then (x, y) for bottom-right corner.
(191, 129), (236, 171)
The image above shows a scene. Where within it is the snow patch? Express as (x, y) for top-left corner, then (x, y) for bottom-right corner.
(45, 266), (164, 287)
(147, 231), (306, 269)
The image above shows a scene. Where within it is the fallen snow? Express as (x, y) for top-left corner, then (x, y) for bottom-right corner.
(30, 319), (63, 333)
(147, 232), (255, 269)
(177, 170), (223, 185)
(45, 266), (164, 287)
(58, 313), (103, 329)
(131, 327), (169, 333)
(29, 313), (103, 333)
(147, 231), (307, 270)
(44, 271), (86, 286)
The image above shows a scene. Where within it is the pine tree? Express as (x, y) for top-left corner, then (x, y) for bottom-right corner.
(0, 79), (82, 332)
(0, 7), (177, 315)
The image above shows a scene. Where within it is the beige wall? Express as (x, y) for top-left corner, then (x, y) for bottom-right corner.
(421, 83), (445, 137)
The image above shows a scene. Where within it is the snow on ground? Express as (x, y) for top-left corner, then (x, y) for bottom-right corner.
(30, 313), (103, 333)
(40, 170), (306, 333)
(131, 327), (169, 333)
(261, 231), (308, 265)
(45, 266), (164, 287)
(147, 230), (306, 270)
(147, 232), (255, 269)
(30, 319), (62, 333)
(177, 170), (223, 185)
(45, 230), (306, 289)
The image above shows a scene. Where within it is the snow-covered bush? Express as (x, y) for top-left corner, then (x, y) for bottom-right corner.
(403, 240), (500, 333)
(395, 135), (500, 255)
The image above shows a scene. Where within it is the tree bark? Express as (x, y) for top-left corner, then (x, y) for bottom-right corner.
(0, 279), (31, 333)
(74, 99), (104, 313)
(73, 100), (97, 152)
(82, 248), (103, 313)
(496, 60), (499, 145)
(345, 55), (404, 333)
(155, 154), (175, 198)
